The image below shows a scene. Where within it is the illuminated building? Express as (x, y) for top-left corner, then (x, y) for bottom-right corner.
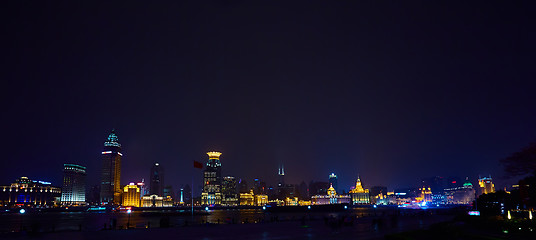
(278, 164), (285, 187)
(255, 194), (268, 206)
(122, 183), (140, 207)
(444, 178), (476, 204)
(179, 188), (184, 204)
(329, 173), (338, 193)
(0, 177), (61, 207)
(415, 187), (432, 204)
(478, 176), (495, 195)
(298, 200), (312, 206)
(349, 177), (370, 204)
(222, 176), (238, 206)
(61, 164), (86, 205)
(201, 152), (222, 205)
(285, 197), (299, 206)
(276, 164), (295, 199)
(269, 199), (285, 206)
(369, 186), (387, 204)
(141, 194), (173, 207)
(137, 179), (148, 197)
(150, 162), (164, 196)
(100, 129), (122, 204)
(239, 190), (254, 206)
(311, 184), (350, 205)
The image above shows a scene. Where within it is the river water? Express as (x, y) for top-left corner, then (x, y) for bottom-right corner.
(0, 207), (454, 233)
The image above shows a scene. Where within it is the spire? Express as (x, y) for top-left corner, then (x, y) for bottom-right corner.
(278, 164), (285, 176)
(104, 129), (121, 147)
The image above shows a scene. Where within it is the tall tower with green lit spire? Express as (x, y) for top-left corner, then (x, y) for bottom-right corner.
(100, 129), (122, 204)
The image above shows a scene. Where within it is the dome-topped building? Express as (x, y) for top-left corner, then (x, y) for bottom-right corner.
(349, 177), (370, 204)
(312, 183), (350, 205)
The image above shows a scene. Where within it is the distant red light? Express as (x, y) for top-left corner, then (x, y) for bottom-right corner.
(452, 181), (456, 184)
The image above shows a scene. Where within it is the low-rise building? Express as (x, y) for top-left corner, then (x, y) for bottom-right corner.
(312, 184), (350, 205)
(122, 183), (140, 207)
(0, 177), (61, 207)
(141, 195), (172, 207)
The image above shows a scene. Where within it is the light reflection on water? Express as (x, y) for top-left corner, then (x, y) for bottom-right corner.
(0, 207), (430, 233)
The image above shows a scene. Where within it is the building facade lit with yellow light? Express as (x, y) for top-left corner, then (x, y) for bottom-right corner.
(141, 194), (173, 207)
(255, 194), (268, 206)
(415, 187), (432, 203)
(478, 176), (495, 195)
(122, 183), (140, 207)
(285, 197), (299, 206)
(349, 177), (370, 204)
(312, 184), (350, 205)
(201, 152), (222, 205)
(239, 190), (254, 206)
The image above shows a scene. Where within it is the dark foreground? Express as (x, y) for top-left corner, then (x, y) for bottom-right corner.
(1, 214), (453, 240)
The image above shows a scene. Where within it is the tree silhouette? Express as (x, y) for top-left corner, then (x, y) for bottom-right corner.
(500, 142), (536, 178)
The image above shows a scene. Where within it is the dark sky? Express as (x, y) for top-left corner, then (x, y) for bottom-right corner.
(1, 1), (535, 194)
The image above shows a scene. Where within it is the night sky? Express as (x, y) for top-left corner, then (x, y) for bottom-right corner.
(1, 1), (535, 194)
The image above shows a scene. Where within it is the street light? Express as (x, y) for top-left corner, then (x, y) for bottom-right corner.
(127, 209), (132, 229)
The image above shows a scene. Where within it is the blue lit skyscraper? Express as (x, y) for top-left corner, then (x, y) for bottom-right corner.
(61, 164), (86, 205)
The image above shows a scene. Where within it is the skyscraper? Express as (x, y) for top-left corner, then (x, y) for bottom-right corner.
(222, 176), (238, 206)
(150, 162), (164, 196)
(329, 173), (338, 193)
(100, 129), (122, 204)
(61, 164), (86, 205)
(278, 164), (285, 187)
(201, 151), (222, 205)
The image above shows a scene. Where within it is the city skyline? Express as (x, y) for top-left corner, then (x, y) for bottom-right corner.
(0, 128), (510, 196)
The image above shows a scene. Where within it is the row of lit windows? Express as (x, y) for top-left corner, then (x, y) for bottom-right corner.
(1, 187), (60, 193)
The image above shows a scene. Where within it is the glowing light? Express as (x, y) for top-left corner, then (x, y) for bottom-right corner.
(102, 151), (112, 154)
(262, 206), (266, 210)
(530, 211), (533, 220)
(468, 211), (480, 216)
(507, 210), (511, 220)
(373, 205), (377, 208)
(344, 206), (348, 209)
(205, 207), (209, 211)
(308, 206), (311, 210)
(19, 209), (25, 214)
(207, 152), (222, 159)
(127, 209), (132, 214)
